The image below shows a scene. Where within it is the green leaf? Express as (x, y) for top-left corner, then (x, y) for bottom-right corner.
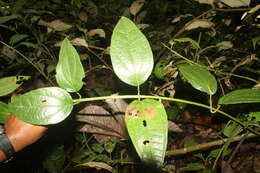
(19, 42), (40, 49)
(0, 101), (10, 123)
(91, 143), (104, 154)
(252, 35), (260, 50)
(249, 112), (260, 122)
(208, 148), (232, 159)
(0, 15), (19, 25)
(110, 16), (154, 86)
(178, 63), (217, 95)
(154, 59), (171, 80)
(125, 99), (168, 167)
(220, 0), (250, 7)
(55, 38), (85, 92)
(9, 34), (28, 45)
(218, 89), (260, 104)
(182, 162), (205, 171)
(9, 87), (73, 125)
(223, 121), (243, 137)
(104, 138), (117, 153)
(184, 141), (204, 160)
(0, 76), (30, 97)
(171, 37), (200, 49)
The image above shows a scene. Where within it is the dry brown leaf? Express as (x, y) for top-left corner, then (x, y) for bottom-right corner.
(71, 38), (88, 48)
(130, 0), (145, 16)
(220, 0), (250, 7)
(38, 19), (72, 32)
(185, 19), (214, 31)
(137, 24), (150, 29)
(76, 162), (116, 173)
(78, 11), (88, 22)
(193, 0), (215, 5)
(168, 121), (183, 133)
(77, 104), (127, 143)
(217, 41), (233, 50)
(136, 11), (147, 24)
(1, 45), (17, 61)
(87, 29), (106, 38)
(171, 14), (193, 23)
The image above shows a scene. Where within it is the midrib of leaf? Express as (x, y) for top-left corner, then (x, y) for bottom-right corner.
(64, 45), (75, 89)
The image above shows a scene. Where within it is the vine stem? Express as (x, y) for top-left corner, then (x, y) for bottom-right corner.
(171, 7), (253, 40)
(162, 43), (260, 84)
(73, 95), (260, 136)
(0, 41), (55, 85)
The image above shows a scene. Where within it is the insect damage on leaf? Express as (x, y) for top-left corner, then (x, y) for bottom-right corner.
(143, 120), (147, 127)
(125, 105), (140, 118)
(139, 139), (150, 146)
(145, 107), (155, 119)
(41, 99), (48, 104)
(143, 140), (150, 145)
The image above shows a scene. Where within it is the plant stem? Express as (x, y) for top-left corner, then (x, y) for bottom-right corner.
(166, 133), (256, 156)
(163, 43), (259, 84)
(214, 7), (252, 12)
(73, 95), (260, 136)
(0, 41), (55, 85)
(171, 8), (214, 39)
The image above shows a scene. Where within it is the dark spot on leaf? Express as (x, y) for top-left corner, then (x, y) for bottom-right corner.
(143, 140), (150, 145)
(16, 76), (24, 80)
(126, 105), (139, 118)
(16, 80), (23, 85)
(16, 76), (24, 84)
(143, 120), (147, 127)
(41, 100), (48, 104)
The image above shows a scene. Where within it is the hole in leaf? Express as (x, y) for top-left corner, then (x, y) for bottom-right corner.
(16, 80), (23, 85)
(143, 140), (150, 145)
(16, 76), (24, 80)
(143, 120), (147, 127)
(16, 76), (24, 84)
(41, 100), (48, 104)
(126, 105), (140, 118)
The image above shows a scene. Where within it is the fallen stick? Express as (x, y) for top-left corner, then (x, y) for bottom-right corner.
(166, 133), (257, 156)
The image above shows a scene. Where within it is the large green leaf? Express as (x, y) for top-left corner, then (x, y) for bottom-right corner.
(110, 16), (154, 86)
(178, 63), (217, 95)
(55, 38), (85, 92)
(0, 76), (30, 97)
(9, 87), (73, 125)
(125, 99), (168, 167)
(218, 89), (260, 104)
(0, 101), (10, 123)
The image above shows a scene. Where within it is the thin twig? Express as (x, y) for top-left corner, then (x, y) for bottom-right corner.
(172, 8), (214, 39)
(215, 7), (252, 12)
(227, 132), (250, 163)
(166, 133), (257, 156)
